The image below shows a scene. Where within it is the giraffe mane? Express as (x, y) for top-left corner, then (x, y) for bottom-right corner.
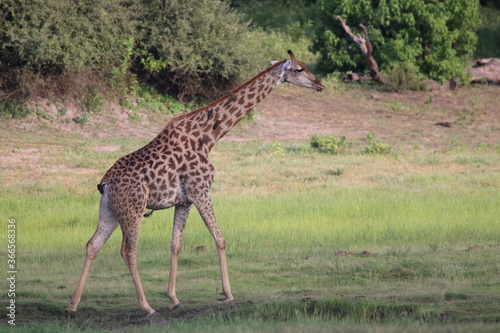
(175, 60), (286, 121)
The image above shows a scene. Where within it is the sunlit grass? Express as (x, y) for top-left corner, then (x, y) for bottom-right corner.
(1, 132), (499, 332)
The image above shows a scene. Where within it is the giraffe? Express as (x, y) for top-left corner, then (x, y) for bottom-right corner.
(68, 50), (324, 317)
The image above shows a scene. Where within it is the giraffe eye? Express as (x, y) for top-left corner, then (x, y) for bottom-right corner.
(295, 68), (304, 74)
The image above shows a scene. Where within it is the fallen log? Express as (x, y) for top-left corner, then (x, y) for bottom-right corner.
(465, 58), (500, 84)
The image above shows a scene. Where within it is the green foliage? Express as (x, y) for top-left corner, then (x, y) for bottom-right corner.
(0, 0), (136, 117)
(35, 109), (52, 121)
(0, 102), (32, 119)
(0, 0), (136, 74)
(136, 0), (255, 102)
(236, 0), (317, 33)
(245, 28), (318, 68)
(73, 113), (89, 126)
(363, 132), (392, 155)
(312, 0), (482, 82)
(310, 134), (347, 154)
(476, 2), (500, 58)
(82, 89), (104, 113)
(267, 141), (286, 157)
(134, 83), (192, 114)
(385, 62), (428, 92)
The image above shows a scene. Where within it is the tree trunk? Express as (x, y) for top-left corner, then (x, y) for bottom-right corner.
(337, 16), (386, 84)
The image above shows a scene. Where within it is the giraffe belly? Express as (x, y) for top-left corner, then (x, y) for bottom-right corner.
(145, 177), (189, 210)
(146, 189), (183, 210)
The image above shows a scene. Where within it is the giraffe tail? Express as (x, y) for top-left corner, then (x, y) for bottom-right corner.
(144, 210), (154, 218)
(97, 182), (106, 195)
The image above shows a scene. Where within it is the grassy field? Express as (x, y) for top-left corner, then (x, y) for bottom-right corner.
(1, 84), (499, 332)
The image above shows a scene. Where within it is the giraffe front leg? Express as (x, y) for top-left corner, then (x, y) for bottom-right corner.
(195, 198), (235, 303)
(216, 243), (235, 303)
(167, 204), (191, 310)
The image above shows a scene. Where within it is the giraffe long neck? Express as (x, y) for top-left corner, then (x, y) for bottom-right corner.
(167, 60), (287, 152)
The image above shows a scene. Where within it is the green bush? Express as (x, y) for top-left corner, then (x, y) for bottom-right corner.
(136, 0), (255, 102)
(244, 28), (318, 68)
(235, 0), (316, 33)
(385, 62), (428, 93)
(312, 0), (482, 83)
(0, 0), (135, 74)
(310, 134), (347, 154)
(363, 132), (392, 155)
(0, 0), (136, 116)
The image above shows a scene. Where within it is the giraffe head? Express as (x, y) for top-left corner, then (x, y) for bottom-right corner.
(274, 50), (324, 92)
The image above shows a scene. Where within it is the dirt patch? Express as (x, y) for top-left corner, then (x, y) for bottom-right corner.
(224, 84), (500, 151)
(2, 84), (499, 152)
(91, 145), (122, 152)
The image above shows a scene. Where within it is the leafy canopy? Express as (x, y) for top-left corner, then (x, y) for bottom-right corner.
(136, 0), (254, 102)
(0, 0), (135, 74)
(312, 0), (482, 82)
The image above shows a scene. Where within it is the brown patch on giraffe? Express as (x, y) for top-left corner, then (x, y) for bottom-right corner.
(212, 120), (222, 130)
(224, 94), (236, 107)
(199, 136), (210, 147)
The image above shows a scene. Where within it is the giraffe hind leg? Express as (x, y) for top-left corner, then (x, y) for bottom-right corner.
(120, 217), (158, 317)
(69, 194), (119, 314)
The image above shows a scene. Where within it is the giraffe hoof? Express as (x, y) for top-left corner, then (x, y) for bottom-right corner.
(218, 297), (236, 303)
(146, 311), (159, 318)
(169, 303), (183, 311)
(67, 310), (77, 318)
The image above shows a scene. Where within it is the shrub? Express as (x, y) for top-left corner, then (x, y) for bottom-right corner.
(0, 0), (136, 74)
(135, 0), (256, 102)
(310, 134), (347, 154)
(385, 62), (428, 93)
(0, 0), (136, 116)
(363, 132), (392, 155)
(73, 114), (89, 126)
(312, 0), (482, 83)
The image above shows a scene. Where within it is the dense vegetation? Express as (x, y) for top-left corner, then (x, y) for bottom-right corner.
(0, 0), (253, 105)
(0, 0), (498, 115)
(312, 0), (482, 82)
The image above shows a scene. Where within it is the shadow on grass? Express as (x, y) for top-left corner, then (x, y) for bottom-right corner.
(9, 297), (500, 332)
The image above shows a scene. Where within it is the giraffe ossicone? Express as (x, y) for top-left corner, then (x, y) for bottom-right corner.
(69, 50), (324, 317)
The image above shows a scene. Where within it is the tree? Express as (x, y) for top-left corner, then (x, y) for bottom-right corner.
(0, 0), (135, 74)
(312, 0), (482, 82)
(136, 0), (254, 102)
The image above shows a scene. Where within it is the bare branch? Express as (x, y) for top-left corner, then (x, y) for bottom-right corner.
(336, 16), (367, 54)
(336, 16), (385, 83)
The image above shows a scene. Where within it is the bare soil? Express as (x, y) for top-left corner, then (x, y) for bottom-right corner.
(228, 84), (500, 151)
(3, 84), (498, 153)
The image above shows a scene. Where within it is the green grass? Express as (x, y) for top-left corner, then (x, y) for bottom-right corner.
(1, 132), (499, 332)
